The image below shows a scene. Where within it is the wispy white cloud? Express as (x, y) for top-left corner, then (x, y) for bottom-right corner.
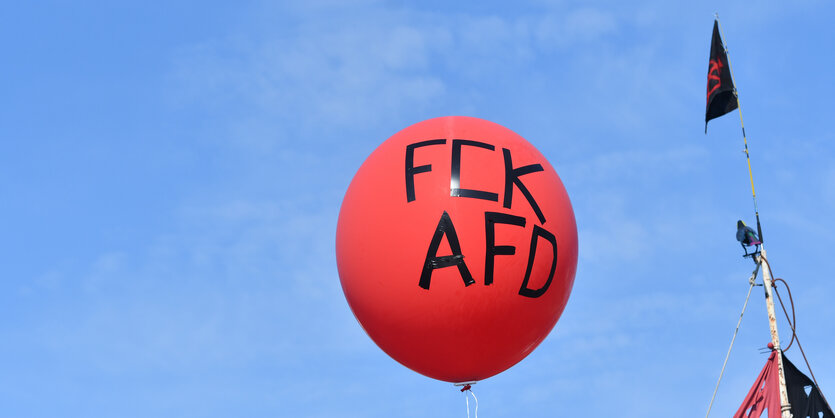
(562, 146), (712, 269)
(167, 3), (668, 145)
(170, 11), (449, 136)
(534, 8), (617, 48)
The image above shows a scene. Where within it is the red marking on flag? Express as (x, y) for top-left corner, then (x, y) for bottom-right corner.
(707, 58), (724, 104)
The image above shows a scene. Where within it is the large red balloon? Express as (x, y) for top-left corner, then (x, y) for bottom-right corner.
(336, 116), (577, 383)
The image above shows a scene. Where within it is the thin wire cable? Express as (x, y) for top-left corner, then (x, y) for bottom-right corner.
(705, 263), (760, 418)
(772, 277), (796, 352)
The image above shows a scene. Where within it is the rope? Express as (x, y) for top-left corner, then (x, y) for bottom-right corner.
(772, 277), (796, 352)
(705, 263), (760, 418)
(760, 257), (834, 414)
(460, 385), (478, 418)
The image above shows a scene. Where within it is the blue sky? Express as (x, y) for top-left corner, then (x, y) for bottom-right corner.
(2, 1), (834, 417)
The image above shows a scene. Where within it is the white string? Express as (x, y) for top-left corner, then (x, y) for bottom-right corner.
(471, 390), (478, 418)
(705, 262), (760, 418)
(464, 389), (479, 418)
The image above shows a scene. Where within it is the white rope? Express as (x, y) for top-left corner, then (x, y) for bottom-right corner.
(705, 262), (760, 418)
(464, 388), (478, 418)
(471, 390), (478, 418)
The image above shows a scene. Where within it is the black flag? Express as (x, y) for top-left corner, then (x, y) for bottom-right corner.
(783, 353), (835, 418)
(705, 20), (738, 132)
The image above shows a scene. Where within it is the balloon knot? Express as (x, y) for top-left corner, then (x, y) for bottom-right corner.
(460, 384), (472, 392)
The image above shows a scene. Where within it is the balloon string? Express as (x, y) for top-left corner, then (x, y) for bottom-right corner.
(461, 385), (478, 418)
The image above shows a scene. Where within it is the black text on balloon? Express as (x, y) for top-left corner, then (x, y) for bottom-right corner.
(405, 139), (446, 202)
(450, 139), (499, 201)
(406, 140), (557, 298)
(518, 225), (558, 298)
(484, 211), (526, 286)
(419, 210), (476, 290)
(404, 140), (545, 220)
(502, 148), (545, 224)
(419, 210), (559, 298)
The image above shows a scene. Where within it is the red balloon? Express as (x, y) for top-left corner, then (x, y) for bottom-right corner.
(336, 116), (577, 383)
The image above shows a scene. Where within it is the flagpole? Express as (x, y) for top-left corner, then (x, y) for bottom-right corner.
(714, 14), (764, 244)
(758, 248), (793, 418)
(715, 14), (791, 418)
